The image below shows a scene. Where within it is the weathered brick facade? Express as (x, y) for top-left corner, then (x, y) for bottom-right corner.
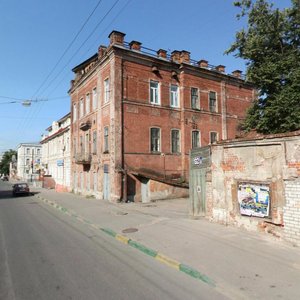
(69, 30), (255, 202)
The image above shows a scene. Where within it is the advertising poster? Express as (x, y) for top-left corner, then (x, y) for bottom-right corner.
(238, 183), (270, 218)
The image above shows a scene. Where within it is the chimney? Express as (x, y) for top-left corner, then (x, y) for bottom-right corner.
(129, 40), (142, 51)
(157, 49), (167, 59)
(180, 50), (190, 64)
(232, 70), (242, 78)
(198, 60), (208, 68)
(171, 50), (181, 63)
(108, 30), (125, 46)
(216, 65), (225, 73)
(98, 45), (107, 58)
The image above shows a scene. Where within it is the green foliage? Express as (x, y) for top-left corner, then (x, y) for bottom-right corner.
(227, 0), (300, 134)
(0, 150), (17, 175)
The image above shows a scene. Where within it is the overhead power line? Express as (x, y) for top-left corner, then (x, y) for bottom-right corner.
(21, 0), (122, 137)
(15, 0), (105, 138)
(40, 0), (121, 98)
(31, 0), (104, 99)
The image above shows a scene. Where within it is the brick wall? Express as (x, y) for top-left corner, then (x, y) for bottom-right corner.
(284, 180), (300, 246)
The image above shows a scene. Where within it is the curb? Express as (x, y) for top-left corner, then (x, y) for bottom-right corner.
(36, 194), (216, 287)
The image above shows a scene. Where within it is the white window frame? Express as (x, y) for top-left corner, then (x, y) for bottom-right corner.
(209, 131), (218, 144)
(92, 130), (97, 154)
(171, 129), (180, 153)
(209, 91), (217, 113)
(170, 84), (179, 108)
(150, 80), (160, 105)
(79, 98), (84, 118)
(191, 87), (200, 109)
(86, 93), (90, 114)
(192, 130), (201, 149)
(92, 87), (97, 110)
(104, 78), (110, 103)
(73, 103), (77, 122)
(150, 127), (161, 152)
(104, 126), (109, 152)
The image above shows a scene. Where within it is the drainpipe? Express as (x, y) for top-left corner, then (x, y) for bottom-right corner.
(121, 58), (127, 202)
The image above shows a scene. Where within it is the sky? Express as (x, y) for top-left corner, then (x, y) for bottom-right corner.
(0, 0), (292, 153)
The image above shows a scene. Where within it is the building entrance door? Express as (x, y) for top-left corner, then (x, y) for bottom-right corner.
(103, 164), (109, 200)
(141, 178), (149, 203)
(189, 146), (211, 217)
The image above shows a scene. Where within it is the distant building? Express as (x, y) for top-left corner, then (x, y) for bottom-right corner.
(69, 30), (255, 202)
(40, 113), (71, 192)
(17, 143), (42, 181)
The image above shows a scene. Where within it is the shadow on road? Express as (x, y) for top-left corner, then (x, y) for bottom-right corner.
(0, 185), (40, 200)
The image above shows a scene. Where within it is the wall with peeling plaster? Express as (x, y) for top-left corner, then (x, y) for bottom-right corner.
(206, 132), (300, 242)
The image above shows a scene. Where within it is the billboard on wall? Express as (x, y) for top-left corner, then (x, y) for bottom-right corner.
(238, 183), (270, 218)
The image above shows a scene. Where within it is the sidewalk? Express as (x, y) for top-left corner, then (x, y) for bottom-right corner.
(32, 187), (300, 300)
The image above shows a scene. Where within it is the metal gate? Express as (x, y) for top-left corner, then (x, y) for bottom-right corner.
(189, 146), (211, 218)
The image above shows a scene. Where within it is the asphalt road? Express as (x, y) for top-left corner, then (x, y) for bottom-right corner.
(0, 181), (226, 300)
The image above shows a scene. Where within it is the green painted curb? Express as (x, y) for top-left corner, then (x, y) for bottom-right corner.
(128, 240), (157, 257)
(35, 194), (216, 288)
(179, 264), (215, 286)
(101, 228), (117, 237)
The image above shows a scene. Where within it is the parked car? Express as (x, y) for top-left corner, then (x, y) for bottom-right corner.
(12, 183), (30, 196)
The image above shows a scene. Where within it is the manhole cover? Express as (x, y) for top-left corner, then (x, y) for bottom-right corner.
(116, 211), (128, 216)
(122, 228), (138, 233)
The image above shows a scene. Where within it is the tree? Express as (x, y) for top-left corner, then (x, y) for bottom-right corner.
(226, 0), (300, 134)
(0, 150), (17, 175)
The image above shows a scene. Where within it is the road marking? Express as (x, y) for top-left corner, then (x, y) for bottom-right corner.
(36, 194), (216, 287)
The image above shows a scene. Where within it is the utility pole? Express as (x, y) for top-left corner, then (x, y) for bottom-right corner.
(31, 148), (34, 182)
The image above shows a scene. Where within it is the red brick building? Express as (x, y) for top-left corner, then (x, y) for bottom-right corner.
(70, 30), (255, 202)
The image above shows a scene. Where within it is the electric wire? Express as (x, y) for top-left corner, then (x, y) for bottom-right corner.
(15, 0), (107, 138)
(38, 0), (121, 98)
(46, 0), (133, 98)
(16, 0), (122, 141)
(31, 0), (104, 99)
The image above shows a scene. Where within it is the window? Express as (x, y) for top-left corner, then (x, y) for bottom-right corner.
(191, 87), (200, 109)
(92, 88), (97, 110)
(80, 136), (84, 153)
(150, 128), (161, 152)
(170, 85), (179, 108)
(209, 91), (217, 112)
(150, 80), (160, 104)
(37, 148), (40, 155)
(210, 131), (218, 144)
(73, 103), (77, 122)
(104, 126), (109, 152)
(171, 129), (180, 153)
(104, 79), (110, 103)
(26, 158), (30, 166)
(66, 137), (69, 152)
(86, 93), (90, 114)
(79, 98), (84, 118)
(26, 148), (30, 155)
(73, 138), (76, 155)
(85, 133), (89, 153)
(92, 131), (97, 154)
(192, 131), (200, 148)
